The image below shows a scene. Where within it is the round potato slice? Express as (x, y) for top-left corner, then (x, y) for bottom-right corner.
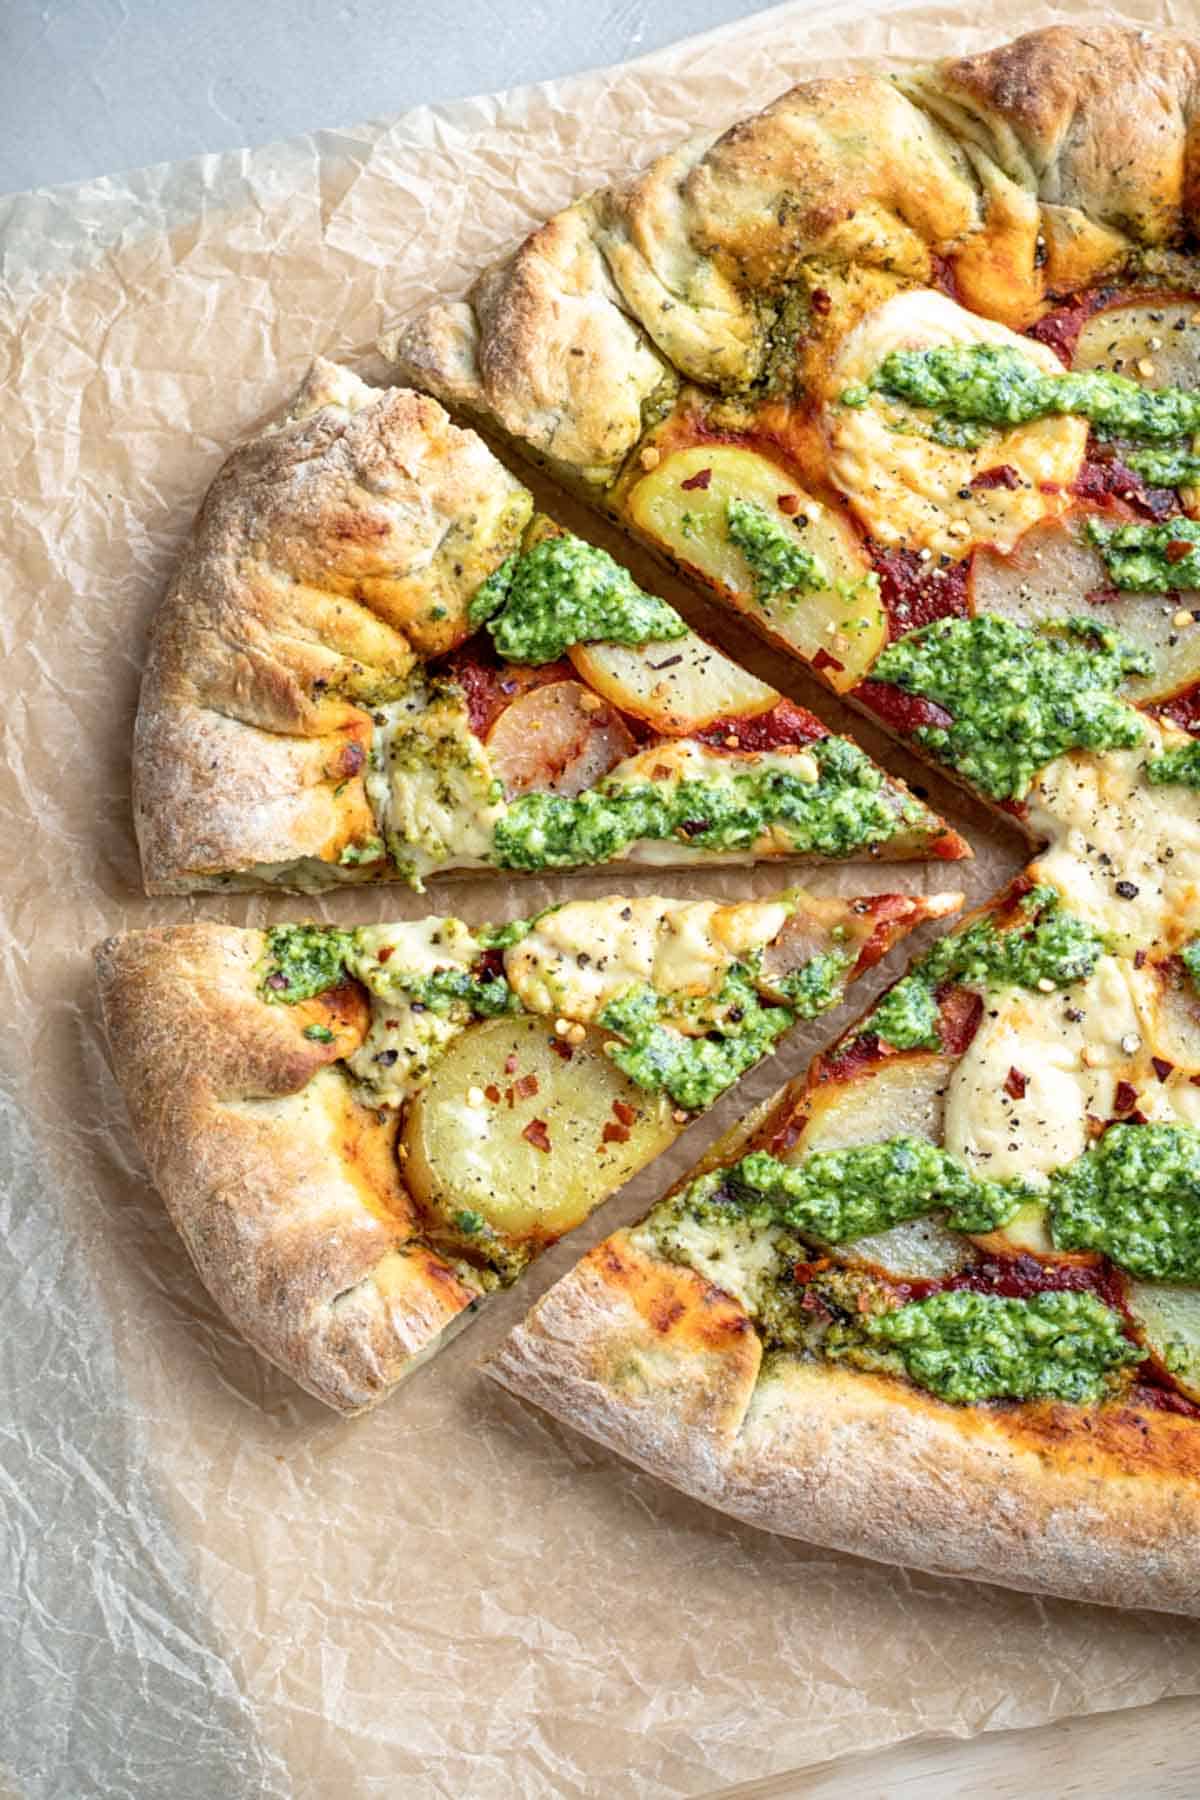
(1126, 1280), (1200, 1402)
(627, 444), (885, 692)
(568, 630), (777, 734)
(970, 514), (1200, 702)
(403, 1014), (676, 1259)
(484, 678), (635, 798)
(1073, 300), (1200, 388)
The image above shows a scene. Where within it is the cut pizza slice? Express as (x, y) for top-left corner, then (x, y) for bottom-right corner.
(95, 884), (957, 1413)
(384, 25), (1200, 837)
(134, 358), (965, 895)
(489, 874), (1200, 1615)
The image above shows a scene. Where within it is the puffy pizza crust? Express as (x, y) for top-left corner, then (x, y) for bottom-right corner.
(488, 1232), (1200, 1615)
(386, 25), (1200, 482)
(94, 925), (484, 1415)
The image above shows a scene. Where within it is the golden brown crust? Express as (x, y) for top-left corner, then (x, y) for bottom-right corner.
(133, 360), (531, 891)
(489, 1251), (1200, 1614)
(94, 924), (481, 1414)
(385, 25), (1200, 472)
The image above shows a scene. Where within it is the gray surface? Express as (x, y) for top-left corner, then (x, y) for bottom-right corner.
(0, 0), (767, 194)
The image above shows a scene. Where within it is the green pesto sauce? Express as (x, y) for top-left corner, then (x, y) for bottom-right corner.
(871, 614), (1149, 800)
(854, 343), (1200, 444)
(725, 1136), (1025, 1241)
(1049, 1123), (1200, 1280)
(773, 946), (856, 1018)
(377, 966), (518, 1018)
(491, 735), (912, 870)
(827, 1289), (1141, 1405)
(725, 498), (828, 602)
(1182, 937), (1200, 990)
(468, 533), (686, 664)
(1123, 445), (1200, 489)
(1147, 739), (1200, 789)
(867, 886), (1106, 1051)
(599, 963), (793, 1112)
(1086, 518), (1200, 592)
(261, 925), (355, 1003)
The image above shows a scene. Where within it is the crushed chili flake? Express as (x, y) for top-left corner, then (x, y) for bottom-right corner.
(680, 467), (712, 491)
(602, 1120), (632, 1145)
(522, 1118), (552, 1153)
(1167, 539), (1195, 564)
(970, 464), (1021, 491)
(1134, 948), (1148, 968)
(550, 1038), (574, 1061)
(1152, 1057), (1174, 1083)
(504, 1053), (519, 1074)
(777, 492), (801, 516)
(612, 1099), (637, 1126)
(1113, 1080), (1138, 1114)
(810, 289), (833, 316)
(514, 1073), (540, 1100)
(1004, 1066), (1028, 1100)
(812, 645), (845, 674)
(484, 1083), (501, 1103)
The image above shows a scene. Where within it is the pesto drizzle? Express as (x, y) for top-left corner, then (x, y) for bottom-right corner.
(871, 614), (1149, 800)
(468, 532), (686, 663)
(1085, 518), (1200, 592)
(1147, 739), (1200, 789)
(598, 964), (794, 1112)
(726, 498), (828, 602)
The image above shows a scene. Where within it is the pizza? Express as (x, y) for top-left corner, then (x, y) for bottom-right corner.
(372, 23), (1200, 1612)
(94, 887), (950, 1412)
(133, 358), (963, 894)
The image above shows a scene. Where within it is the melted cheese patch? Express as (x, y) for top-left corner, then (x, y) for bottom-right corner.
(503, 895), (791, 1022)
(943, 957), (1146, 1184)
(822, 290), (1086, 558)
(347, 919), (483, 1107)
(366, 676), (503, 884)
(1027, 721), (1200, 952)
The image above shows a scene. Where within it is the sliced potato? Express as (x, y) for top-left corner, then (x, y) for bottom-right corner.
(789, 1052), (958, 1158)
(969, 1199), (1054, 1258)
(841, 1215), (973, 1280)
(484, 679), (635, 798)
(1073, 301), (1200, 388)
(403, 1015), (675, 1261)
(627, 444), (885, 692)
(970, 514), (1200, 702)
(1126, 1280), (1200, 1401)
(568, 629), (777, 734)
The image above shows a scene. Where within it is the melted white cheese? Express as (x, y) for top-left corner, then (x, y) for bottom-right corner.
(1027, 721), (1200, 953)
(822, 289), (1087, 558)
(503, 895), (791, 1021)
(365, 674), (504, 885)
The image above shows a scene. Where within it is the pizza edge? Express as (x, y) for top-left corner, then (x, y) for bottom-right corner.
(486, 1230), (1200, 1615)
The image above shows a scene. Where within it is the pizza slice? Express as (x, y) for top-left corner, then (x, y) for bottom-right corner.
(384, 25), (1200, 840)
(94, 885), (955, 1413)
(489, 876), (1200, 1614)
(134, 359), (964, 895)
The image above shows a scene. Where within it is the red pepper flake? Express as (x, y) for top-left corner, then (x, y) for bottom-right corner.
(777, 492), (801, 516)
(504, 1053), (519, 1075)
(612, 1099), (637, 1127)
(376, 944), (394, 963)
(810, 289), (833, 316)
(550, 1038), (574, 1062)
(1152, 1057), (1174, 1083)
(812, 645), (845, 674)
(1086, 1112), (1107, 1138)
(970, 464), (1021, 491)
(1167, 539), (1195, 564)
(514, 1073), (539, 1100)
(1134, 948), (1148, 969)
(484, 1083), (501, 1103)
(522, 1118), (552, 1153)
(1113, 1080), (1138, 1114)
(385, 1018), (399, 1029)
(602, 1120), (632, 1145)
(1004, 1066), (1028, 1100)
(1192, 1074), (1200, 1089)
(680, 467), (712, 491)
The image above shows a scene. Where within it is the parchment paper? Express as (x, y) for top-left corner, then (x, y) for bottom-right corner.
(3, 4), (1200, 1796)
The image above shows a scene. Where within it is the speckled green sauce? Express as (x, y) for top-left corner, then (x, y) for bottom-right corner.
(492, 736), (914, 870)
(1086, 518), (1200, 591)
(726, 498), (828, 602)
(872, 614), (1149, 799)
(261, 926), (354, 1003)
(1148, 739), (1200, 788)
(867, 887), (1106, 1051)
(827, 1289), (1141, 1405)
(855, 343), (1200, 442)
(599, 963), (794, 1111)
(468, 532), (686, 663)
(1049, 1123), (1200, 1280)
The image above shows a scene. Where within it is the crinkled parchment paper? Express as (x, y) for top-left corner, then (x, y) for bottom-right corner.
(3, 3), (1200, 1796)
